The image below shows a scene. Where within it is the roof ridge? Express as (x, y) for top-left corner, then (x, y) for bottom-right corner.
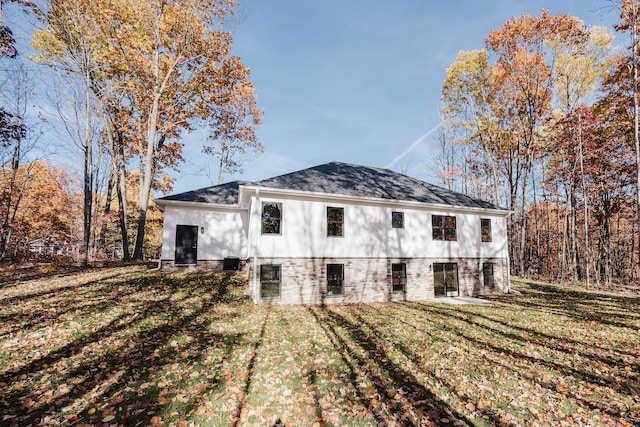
(156, 161), (505, 210)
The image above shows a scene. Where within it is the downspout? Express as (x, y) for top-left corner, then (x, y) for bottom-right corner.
(253, 189), (260, 304)
(506, 212), (512, 293)
(246, 188), (259, 304)
(150, 258), (162, 272)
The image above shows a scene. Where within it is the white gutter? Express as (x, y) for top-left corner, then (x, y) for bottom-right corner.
(238, 184), (509, 217)
(154, 199), (245, 211)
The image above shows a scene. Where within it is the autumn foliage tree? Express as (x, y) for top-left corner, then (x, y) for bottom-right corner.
(609, 0), (640, 276)
(32, 0), (262, 261)
(486, 11), (589, 276)
(443, 11), (593, 276)
(91, 0), (261, 260)
(442, 49), (503, 204)
(544, 106), (634, 282)
(0, 57), (43, 260)
(0, 160), (78, 257)
(0, 0), (33, 58)
(440, 10), (640, 285)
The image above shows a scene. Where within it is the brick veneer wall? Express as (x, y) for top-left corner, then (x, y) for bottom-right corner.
(250, 257), (508, 305)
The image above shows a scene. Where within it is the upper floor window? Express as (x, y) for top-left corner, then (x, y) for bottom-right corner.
(432, 215), (457, 241)
(327, 207), (344, 237)
(392, 211), (404, 228)
(262, 202), (282, 234)
(481, 218), (492, 242)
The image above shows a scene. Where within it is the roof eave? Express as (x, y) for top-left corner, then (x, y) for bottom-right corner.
(239, 185), (509, 216)
(154, 199), (244, 210)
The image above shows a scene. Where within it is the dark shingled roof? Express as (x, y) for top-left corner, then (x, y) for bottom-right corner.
(156, 162), (505, 211)
(157, 180), (252, 204)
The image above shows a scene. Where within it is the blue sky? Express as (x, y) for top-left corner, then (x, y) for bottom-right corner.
(1, 0), (622, 195)
(175, 0), (620, 194)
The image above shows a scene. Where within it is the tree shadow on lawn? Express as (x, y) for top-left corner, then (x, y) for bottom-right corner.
(309, 306), (475, 426)
(348, 305), (515, 424)
(0, 263), (93, 288)
(399, 302), (638, 422)
(231, 310), (268, 427)
(0, 268), (151, 337)
(0, 268), (254, 426)
(495, 280), (640, 330)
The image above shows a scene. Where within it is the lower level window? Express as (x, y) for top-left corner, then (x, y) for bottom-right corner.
(483, 262), (495, 288)
(260, 264), (281, 299)
(326, 264), (344, 296)
(392, 263), (406, 292)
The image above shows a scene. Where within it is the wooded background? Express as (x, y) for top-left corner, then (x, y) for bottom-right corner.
(0, 0), (262, 263)
(440, 3), (640, 287)
(2, 1), (640, 288)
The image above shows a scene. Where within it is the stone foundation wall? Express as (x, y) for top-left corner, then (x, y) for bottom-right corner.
(160, 257), (508, 305)
(248, 257), (508, 305)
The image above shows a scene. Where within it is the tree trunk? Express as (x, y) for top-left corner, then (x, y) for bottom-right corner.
(570, 190), (580, 283)
(0, 129), (20, 258)
(577, 115), (591, 288)
(115, 130), (130, 261)
(82, 77), (93, 265)
(133, 88), (164, 260)
(99, 159), (115, 250)
(632, 0), (640, 279)
(518, 151), (533, 277)
(104, 122), (130, 261)
(598, 200), (612, 285)
(83, 143), (92, 265)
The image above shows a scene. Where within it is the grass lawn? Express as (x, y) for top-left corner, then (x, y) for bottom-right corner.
(1, 266), (639, 426)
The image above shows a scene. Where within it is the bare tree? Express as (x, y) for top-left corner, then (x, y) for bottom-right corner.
(0, 61), (43, 258)
(47, 70), (102, 264)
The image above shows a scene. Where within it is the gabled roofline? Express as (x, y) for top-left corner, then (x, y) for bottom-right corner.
(156, 184), (510, 216)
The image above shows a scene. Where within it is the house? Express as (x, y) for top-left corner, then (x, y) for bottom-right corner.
(155, 162), (510, 305)
(28, 237), (61, 256)
(28, 236), (78, 257)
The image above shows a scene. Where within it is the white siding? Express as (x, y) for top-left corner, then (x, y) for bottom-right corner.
(248, 195), (508, 260)
(160, 205), (248, 260)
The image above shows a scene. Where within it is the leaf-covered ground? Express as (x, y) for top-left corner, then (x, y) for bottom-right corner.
(1, 266), (639, 426)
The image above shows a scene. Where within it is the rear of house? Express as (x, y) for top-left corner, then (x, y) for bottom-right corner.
(156, 162), (510, 305)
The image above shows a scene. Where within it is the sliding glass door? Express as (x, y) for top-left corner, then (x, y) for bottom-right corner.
(433, 263), (459, 297)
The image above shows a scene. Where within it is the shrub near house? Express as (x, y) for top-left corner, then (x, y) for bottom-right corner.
(155, 162), (510, 304)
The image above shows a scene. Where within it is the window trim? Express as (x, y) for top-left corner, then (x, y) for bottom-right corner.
(326, 263), (344, 296)
(481, 218), (492, 243)
(432, 215), (457, 241)
(261, 201), (282, 235)
(327, 206), (344, 237)
(260, 264), (282, 299)
(391, 263), (407, 293)
(391, 211), (404, 229)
